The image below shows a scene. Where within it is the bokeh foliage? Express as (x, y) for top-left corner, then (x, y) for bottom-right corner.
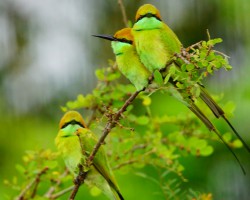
(1, 0), (250, 200)
(4, 37), (244, 199)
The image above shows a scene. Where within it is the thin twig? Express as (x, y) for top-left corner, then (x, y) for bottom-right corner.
(16, 179), (35, 200)
(112, 160), (138, 170)
(44, 169), (69, 199)
(16, 167), (49, 200)
(69, 89), (143, 199)
(118, 0), (129, 27)
(185, 41), (203, 51)
(213, 50), (230, 58)
(206, 29), (211, 40)
(50, 185), (74, 199)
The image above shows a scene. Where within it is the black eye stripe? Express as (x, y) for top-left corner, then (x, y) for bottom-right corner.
(136, 13), (162, 22)
(61, 120), (85, 129)
(117, 38), (132, 44)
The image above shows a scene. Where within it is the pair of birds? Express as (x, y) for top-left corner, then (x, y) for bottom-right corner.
(55, 4), (250, 200)
(93, 4), (250, 171)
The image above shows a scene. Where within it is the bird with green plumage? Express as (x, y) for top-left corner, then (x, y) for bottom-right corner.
(132, 3), (250, 154)
(55, 111), (124, 200)
(93, 28), (151, 91)
(132, 4), (181, 72)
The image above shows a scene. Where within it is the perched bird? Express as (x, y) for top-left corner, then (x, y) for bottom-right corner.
(132, 4), (181, 72)
(93, 28), (245, 173)
(55, 111), (124, 200)
(132, 3), (250, 153)
(93, 28), (151, 91)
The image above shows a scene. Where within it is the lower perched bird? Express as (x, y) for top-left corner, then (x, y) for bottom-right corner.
(55, 111), (124, 200)
(93, 28), (246, 173)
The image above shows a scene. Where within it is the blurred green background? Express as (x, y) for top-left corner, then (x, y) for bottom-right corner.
(1, 0), (250, 199)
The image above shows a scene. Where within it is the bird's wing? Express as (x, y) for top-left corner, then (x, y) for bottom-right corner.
(78, 128), (124, 199)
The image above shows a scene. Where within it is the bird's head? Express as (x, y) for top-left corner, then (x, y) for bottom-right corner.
(92, 28), (133, 45)
(59, 111), (87, 129)
(135, 4), (162, 22)
(114, 28), (133, 44)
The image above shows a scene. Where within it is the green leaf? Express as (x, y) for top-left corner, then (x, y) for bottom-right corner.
(186, 64), (195, 71)
(222, 132), (232, 142)
(15, 164), (26, 174)
(224, 64), (233, 70)
(232, 139), (243, 148)
(176, 82), (184, 89)
(181, 64), (187, 72)
(107, 71), (121, 81)
(44, 160), (58, 169)
(201, 60), (209, 67)
(90, 186), (102, 197)
(207, 38), (223, 46)
(202, 41), (207, 47)
(199, 51), (207, 59)
(154, 70), (164, 85)
(95, 69), (105, 81)
(206, 52), (215, 61)
(168, 65), (176, 75)
(142, 96), (151, 106)
(127, 114), (137, 122)
(136, 116), (150, 125)
(164, 74), (171, 84)
(190, 85), (201, 99)
(207, 64), (214, 74)
(200, 146), (214, 156)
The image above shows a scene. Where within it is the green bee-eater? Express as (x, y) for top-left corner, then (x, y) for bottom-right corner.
(55, 111), (124, 200)
(132, 3), (250, 152)
(93, 28), (151, 91)
(132, 4), (181, 73)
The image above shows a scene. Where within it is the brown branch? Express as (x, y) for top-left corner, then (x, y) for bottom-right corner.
(16, 167), (49, 200)
(118, 0), (129, 27)
(185, 41), (203, 51)
(89, 90), (142, 162)
(69, 89), (143, 199)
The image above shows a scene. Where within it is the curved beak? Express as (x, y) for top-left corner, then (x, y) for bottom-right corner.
(92, 34), (116, 41)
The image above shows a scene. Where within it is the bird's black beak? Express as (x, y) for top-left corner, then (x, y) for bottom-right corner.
(92, 34), (116, 41)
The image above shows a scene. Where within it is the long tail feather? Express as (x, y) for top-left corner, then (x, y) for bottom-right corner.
(171, 61), (249, 152)
(189, 103), (246, 175)
(199, 85), (250, 152)
(167, 73), (246, 173)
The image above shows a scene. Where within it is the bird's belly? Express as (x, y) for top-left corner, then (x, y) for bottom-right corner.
(135, 30), (168, 71)
(59, 137), (82, 175)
